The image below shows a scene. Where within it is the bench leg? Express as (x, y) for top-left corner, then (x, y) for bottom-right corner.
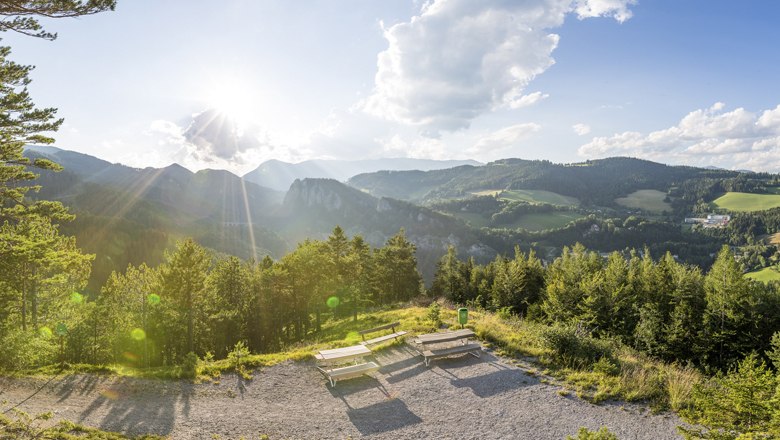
(424, 356), (431, 367)
(330, 377), (337, 387)
(469, 350), (481, 359)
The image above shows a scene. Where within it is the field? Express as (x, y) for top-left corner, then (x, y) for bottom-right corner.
(615, 190), (671, 213)
(712, 192), (780, 212)
(498, 189), (580, 207)
(745, 266), (780, 282)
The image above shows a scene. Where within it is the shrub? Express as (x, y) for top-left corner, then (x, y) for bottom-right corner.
(566, 426), (619, 440)
(181, 352), (199, 379)
(593, 356), (620, 376)
(0, 329), (58, 371)
(426, 302), (442, 328)
(679, 353), (779, 439)
(541, 325), (614, 369)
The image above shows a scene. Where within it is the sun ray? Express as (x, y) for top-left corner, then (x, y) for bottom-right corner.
(239, 177), (258, 262)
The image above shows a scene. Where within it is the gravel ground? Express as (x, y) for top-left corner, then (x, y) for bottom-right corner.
(0, 346), (684, 439)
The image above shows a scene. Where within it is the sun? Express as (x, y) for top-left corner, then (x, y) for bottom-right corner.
(204, 78), (258, 127)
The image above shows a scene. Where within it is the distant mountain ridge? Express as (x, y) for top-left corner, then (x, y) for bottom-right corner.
(348, 157), (750, 205)
(243, 157), (482, 191)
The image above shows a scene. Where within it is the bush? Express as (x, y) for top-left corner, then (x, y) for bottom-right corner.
(566, 426), (619, 440)
(181, 352), (199, 379)
(426, 302), (442, 328)
(592, 356), (620, 376)
(0, 329), (58, 371)
(541, 325), (614, 369)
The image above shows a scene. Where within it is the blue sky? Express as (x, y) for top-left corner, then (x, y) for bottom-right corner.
(6, 0), (780, 173)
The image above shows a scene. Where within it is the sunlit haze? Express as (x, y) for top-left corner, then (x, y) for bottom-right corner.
(6, 0), (780, 174)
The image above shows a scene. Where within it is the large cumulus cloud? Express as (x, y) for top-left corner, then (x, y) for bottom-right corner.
(364, 0), (635, 135)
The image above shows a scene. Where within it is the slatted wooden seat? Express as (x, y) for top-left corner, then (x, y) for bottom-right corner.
(317, 362), (380, 387)
(358, 321), (408, 346)
(422, 343), (482, 366)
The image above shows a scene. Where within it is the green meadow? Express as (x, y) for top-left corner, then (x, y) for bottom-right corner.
(713, 192), (780, 212)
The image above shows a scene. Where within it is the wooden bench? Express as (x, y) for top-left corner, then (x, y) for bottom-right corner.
(314, 344), (377, 387)
(317, 362), (380, 387)
(422, 343), (481, 366)
(412, 329), (481, 366)
(358, 321), (408, 346)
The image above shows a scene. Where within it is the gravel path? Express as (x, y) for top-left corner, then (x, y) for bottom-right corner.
(0, 346), (684, 439)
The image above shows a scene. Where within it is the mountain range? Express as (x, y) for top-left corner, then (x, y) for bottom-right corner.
(242, 157), (481, 191)
(23, 146), (757, 293)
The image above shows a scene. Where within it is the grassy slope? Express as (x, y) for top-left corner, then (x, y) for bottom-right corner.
(615, 189), (672, 213)
(745, 266), (780, 282)
(713, 192), (780, 212)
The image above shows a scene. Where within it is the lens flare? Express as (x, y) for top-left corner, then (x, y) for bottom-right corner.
(39, 327), (53, 338)
(147, 294), (161, 305)
(122, 351), (140, 362)
(130, 328), (146, 341)
(70, 292), (84, 304)
(326, 296), (340, 308)
(100, 389), (120, 400)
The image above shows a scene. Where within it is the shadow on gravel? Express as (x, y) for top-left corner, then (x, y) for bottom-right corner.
(449, 368), (532, 398)
(75, 378), (193, 436)
(56, 375), (104, 403)
(328, 375), (389, 397)
(346, 398), (422, 435)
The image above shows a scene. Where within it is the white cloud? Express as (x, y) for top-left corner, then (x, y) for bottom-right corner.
(574, 0), (636, 23)
(572, 123), (591, 136)
(508, 91), (550, 109)
(469, 123), (541, 155)
(578, 103), (780, 172)
(364, 0), (635, 135)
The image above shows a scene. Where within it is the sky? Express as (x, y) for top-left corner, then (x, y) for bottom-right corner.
(5, 0), (780, 174)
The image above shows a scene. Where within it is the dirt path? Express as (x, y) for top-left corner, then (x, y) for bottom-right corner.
(0, 347), (684, 439)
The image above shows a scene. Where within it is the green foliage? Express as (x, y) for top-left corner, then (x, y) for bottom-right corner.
(566, 426), (619, 440)
(0, 329), (57, 370)
(679, 354), (780, 439)
(540, 325), (614, 369)
(227, 341), (251, 378)
(768, 332), (780, 370)
(426, 302), (442, 328)
(0, 408), (162, 439)
(180, 352), (199, 379)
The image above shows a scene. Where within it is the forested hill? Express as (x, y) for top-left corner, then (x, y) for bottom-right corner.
(24, 146), (289, 291)
(21, 148), (495, 290)
(348, 157), (748, 204)
(276, 178), (496, 275)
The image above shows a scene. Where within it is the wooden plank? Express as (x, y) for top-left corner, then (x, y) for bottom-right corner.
(359, 331), (408, 346)
(318, 362), (380, 387)
(422, 343), (481, 366)
(315, 344), (371, 364)
(358, 321), (401, 335)
(326, 362), (380, 380)
(414, 329), (475, 345)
